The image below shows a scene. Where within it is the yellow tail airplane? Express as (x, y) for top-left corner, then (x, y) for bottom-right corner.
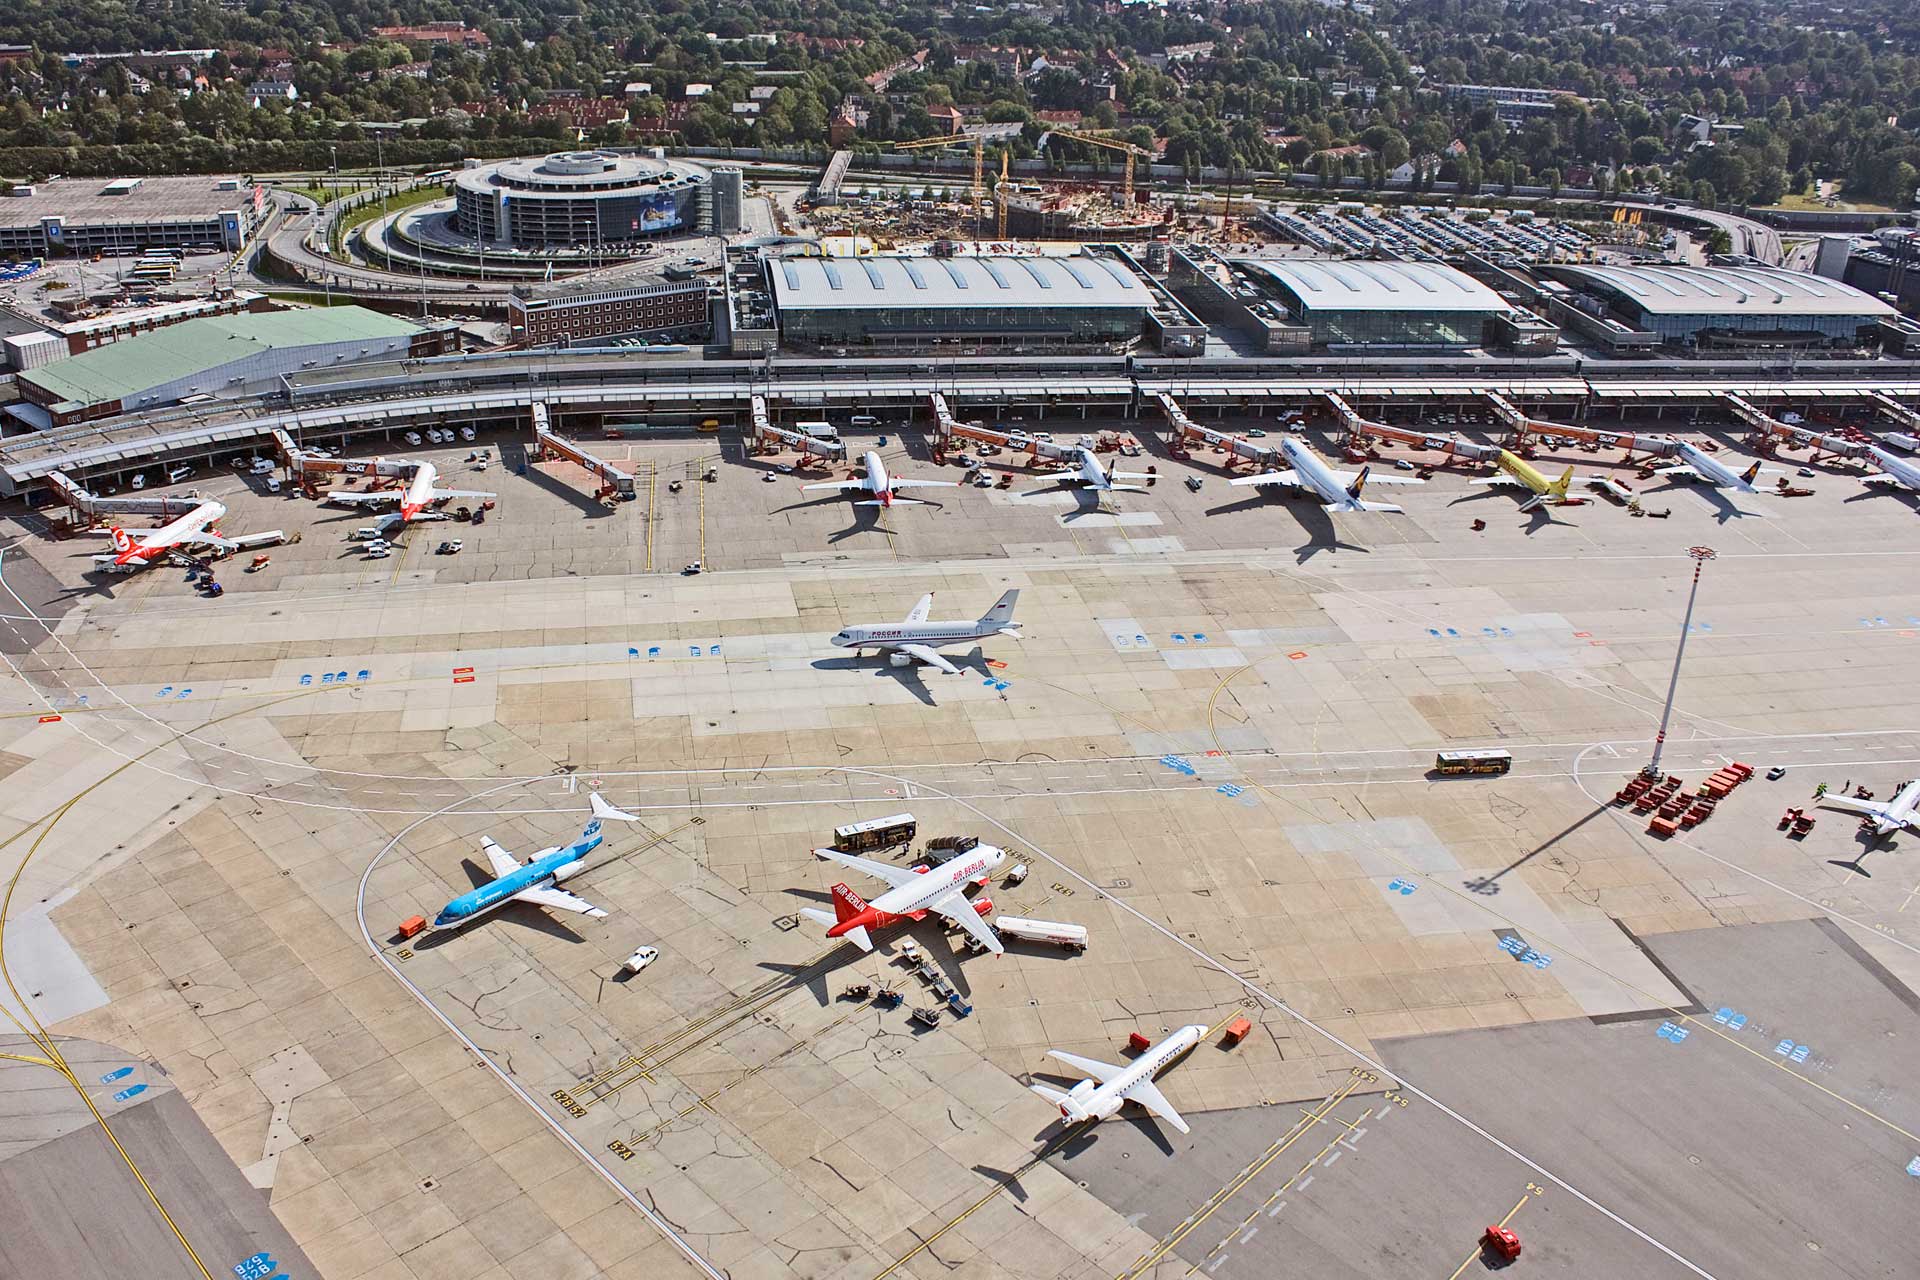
(1471, 450), (1575, 511)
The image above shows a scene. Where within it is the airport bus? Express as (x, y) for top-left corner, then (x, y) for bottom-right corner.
(832, 814), (917, 854)
(129, 264), (176, 282)
(1434, 749), (1513, 776)
(420, 169), (453, 185)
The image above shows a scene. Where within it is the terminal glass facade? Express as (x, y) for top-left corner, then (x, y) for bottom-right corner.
(778, 304), (1143, 350)
(1268, 297), (1493, 347)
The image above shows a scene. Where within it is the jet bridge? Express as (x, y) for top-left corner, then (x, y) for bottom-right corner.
(1322, 392), (1498, 463)
(927, 393), (1077, 466)
(1482, 392), (1676, 458)
(272, 428), (417, 495)
(1723, 393), (1868, 459)
(1869, 392), (1920, 438)
(46, 470), (216, 529)
(1154, 393), (1278, 472)
(530, 403), (635, 498)
(749, 395), (847, 462)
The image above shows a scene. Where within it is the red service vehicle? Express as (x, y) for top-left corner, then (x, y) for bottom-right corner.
(1483, 1224), (1522, 1261)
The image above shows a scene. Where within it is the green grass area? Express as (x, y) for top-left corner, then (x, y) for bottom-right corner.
(327, 183), (451, 255)
(1764, 187), (1896, 214)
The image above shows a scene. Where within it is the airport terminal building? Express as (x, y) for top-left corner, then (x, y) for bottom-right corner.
(763, 249), (1186, 352)
(1546, 264), (1898, 351)
(1228, 258), (1520, 349)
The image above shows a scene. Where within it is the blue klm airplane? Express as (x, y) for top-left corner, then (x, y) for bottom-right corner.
(432, 793), (641, 929)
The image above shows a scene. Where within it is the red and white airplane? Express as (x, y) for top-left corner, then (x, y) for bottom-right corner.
(805, 842), (1007, 953)
(327, 461), (493, 526)
(94, 500), (241, 569)
(803, 451), (956, 508)
(800, 879), (993, 947)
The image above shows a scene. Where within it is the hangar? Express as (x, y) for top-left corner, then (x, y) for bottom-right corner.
(1547, 263), (1898, 351)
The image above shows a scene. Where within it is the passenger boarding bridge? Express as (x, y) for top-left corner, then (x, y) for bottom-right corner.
(3, 350), (1918, 497)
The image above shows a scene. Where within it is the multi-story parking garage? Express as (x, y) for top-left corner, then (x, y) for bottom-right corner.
(452, 152), (722, 249)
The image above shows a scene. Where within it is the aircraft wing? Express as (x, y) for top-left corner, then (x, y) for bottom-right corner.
(512, 886), (607, 918)
(813, 847), (925, 890)
(889, 479), (958, 490)
(1470, 476), (1527, 488)
(1329, 470), (1423, 486)
(431, 487), (496, 500)
(1048, 1049), (1126, 1084)
(1817, 794), (1888, 818)
(325, 489), (401, 506)
(902, 592), (935, 624)
(1863, 474), (1918, 489)
(480, 837), (520, 879)
(892, 642), (961, 675)
(1121, 1078), (1191, 1134)
(1228, 470), (1302, 488)
(185, 532), (240, 550)
(928, 888), (1002, 954)
(1653, 465), (1703, 480)
(803, 480), (865, 493)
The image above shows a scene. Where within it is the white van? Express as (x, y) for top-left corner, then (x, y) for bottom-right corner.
(404, 431), (423, 446)
(167, 464), (195, 483)
(849, 414), (879, 429)
(459, 426), (477, 442)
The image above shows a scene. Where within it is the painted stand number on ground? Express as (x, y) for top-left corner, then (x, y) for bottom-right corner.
(1656, 1021), (1690, 1043)
(551, 1089), (587, 1119)
(1497, 935), (1553, 968)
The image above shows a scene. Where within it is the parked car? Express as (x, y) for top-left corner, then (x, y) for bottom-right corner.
(436, 540), (462, 555)
(621, 946), (659, 975)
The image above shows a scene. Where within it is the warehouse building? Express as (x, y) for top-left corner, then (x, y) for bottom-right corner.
(1545, 264), (1898, 351)
(11, 307), (454, 427)
(0, 175), (266, 258)
(507, 276), (712, 347)
(763, 247), (1200, 352)
(1226, 258), (1535, 350)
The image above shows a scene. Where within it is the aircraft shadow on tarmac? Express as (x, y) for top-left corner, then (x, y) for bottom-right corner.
(518, 456), (617, 520)
(1641, 480), (1764, 523)
(1842, 486), (1920, 512)
(761, 901), (981, 1005)
(808, 649), (991, 707)
(1443, 489), (1578, 533)
(1828, 825), (1902, 877)
(407, 858), (591, 947)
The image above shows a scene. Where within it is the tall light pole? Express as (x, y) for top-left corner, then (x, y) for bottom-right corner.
(1644, 546), (1716, 779)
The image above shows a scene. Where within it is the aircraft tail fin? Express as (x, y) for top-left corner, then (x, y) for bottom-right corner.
(828, 882), (870, 924)
(977, 589), (1019, 628)
(1549, 466), (1574, 500)
(110, 526), (132, 553)
(1740, 459), (1763, 485)
(589, 791), (641, 823)
(1347, 465), (1370, 501)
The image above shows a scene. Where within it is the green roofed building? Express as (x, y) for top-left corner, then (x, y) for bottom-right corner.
(15, 306), (455, 427)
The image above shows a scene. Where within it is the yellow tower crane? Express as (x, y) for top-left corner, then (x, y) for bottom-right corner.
(1045, 128), (1155, 205)
(894, 132), (987, 238)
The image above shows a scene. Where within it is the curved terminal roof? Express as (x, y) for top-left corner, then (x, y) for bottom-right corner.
(1555, 264), (1896, 318)
(1234, 258), (1512, 313)
(767, 253), (1148, 311)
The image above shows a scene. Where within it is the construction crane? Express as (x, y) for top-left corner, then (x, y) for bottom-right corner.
(895, 133), (986, 238)
(1044, 128), (1155, 205)
(995, 151), (1010, 240)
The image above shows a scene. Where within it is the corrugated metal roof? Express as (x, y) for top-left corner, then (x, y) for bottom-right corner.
(1556, 265), (1897, 318)
(768, 253), (1147, 311)
(1234, 259), (1512, 313)
(21, 306), (425, 409)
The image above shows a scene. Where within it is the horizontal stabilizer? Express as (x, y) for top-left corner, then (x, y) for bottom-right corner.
(798, 906), (837, 929)
(1325, 500), (1403, 514)
(854, 498), (927, 506)
(841, 924), (873, 952)
(589, 792), (641, 823)
(1028, 1083), (1071, 1107)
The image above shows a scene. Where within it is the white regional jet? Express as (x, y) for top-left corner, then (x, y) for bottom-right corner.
(1025, 446), (1154, 495)
(810, 841), (1007, 953)
(803, 451), (956, 508)
(1028, 1024), (1205, 1133)
(1229, 437), (1424, 513)
(1652, 442), (1771, 494)
(326, 461), (495, 527)
(1860, 446), (1920, 496)
(830, 590), (1020, 674)
(93, 499), (237, 569)
(1820, 779), (1920, 838)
